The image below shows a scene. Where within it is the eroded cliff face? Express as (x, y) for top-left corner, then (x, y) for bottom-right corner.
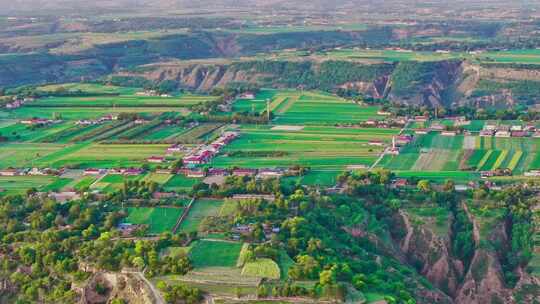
(391, 206), (539, 304)
(119, 58), (540, 109)
(81, 272), (156, 304)
(392, 211), (462, 297)
(119, 63), (266, 91)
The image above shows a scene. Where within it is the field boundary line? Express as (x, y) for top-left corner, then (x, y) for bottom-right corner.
(172, 197), (196, 234)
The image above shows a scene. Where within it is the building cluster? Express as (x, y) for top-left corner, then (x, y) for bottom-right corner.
(84, 167), (144, 176)
(135, 90), (171, 97)
(20, 118), (62, 126)
(183, 131), (239, 165)
(76, 114), (118, 125)
(480, 123), (538, 138)
(177, 167), (287, 179)
(230, 222), (280, 241)
(0, 167), (63, 177)
(5, 97), (34, 109)
(386, 134), (413, 155)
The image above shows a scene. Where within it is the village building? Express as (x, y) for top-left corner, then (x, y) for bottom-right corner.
(480, 130), (495, 137)
(391, 179), (408, 188)
(124, 168), (144, 175)
(524, 170), (540, 177)
(166, 144), (184, 153)
(84, 168), (107, 175)
(414, 115), (429, 122)
(511, 131), (528, 137)
(429, 124), (445, 131)
(147, 156), (165, 163)
(414, 129), (429, 135)
(0, 169), (23, 176)
(395, 135), (413, 146)
(368, 140), (385, 146)
(117, 223), (146, 237)
(483, 124), (497, 131)
(186, 170), (206, 178)
(495, 130), (511, 138)
(454, 185), (469, 192)
(441, 131), (457, 136)
(239, 92), (256, 99)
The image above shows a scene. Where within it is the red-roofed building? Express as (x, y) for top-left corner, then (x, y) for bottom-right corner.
(147, 156), (165, 163)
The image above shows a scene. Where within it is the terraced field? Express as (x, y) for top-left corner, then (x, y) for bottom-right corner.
(211, 125), (398, 170)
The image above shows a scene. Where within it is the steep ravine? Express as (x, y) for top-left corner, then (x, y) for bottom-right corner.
(390, 204), (539, 304)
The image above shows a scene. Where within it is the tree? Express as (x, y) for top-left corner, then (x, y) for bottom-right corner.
(417, 180), (431, 193)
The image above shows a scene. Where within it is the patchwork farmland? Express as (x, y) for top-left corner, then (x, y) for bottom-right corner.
(211, 125), (399, 170)
(379, 132), (540, 180)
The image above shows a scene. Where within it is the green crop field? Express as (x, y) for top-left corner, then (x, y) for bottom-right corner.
(272, 91), (383, 125)
(281, 170), (339, 187)
(37, 83), (138, 95)
(179, 199), (224, 232)
(189, 240), (243, 268)
(394, 171), (480, 182)
(212, 125), (397, 170)
(0, 176), (59, 195)
(164, 175), (203, 192)
(124, 207), (183, 234)
(7, 107), (191, 120)
(144, 172), (173, 184)
(34, 143), (169, 168)
(382, 133), (540, 176)
(241, 258), (281, 279)
(30, 93), (213, 108)
(233, 89), (279, 113)
(0, 143), (69, 168)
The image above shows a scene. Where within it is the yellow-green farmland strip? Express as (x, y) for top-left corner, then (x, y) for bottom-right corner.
(274, 95), (299, 114)
(476, 150), (493, 170)
(474, 137), (482, 149)
(241, 258), (281, 279)
(492, 150), (508, 169)
(144, 173), (173, 184)
(507, 151), (524, 171)
(267, 96), (288, 113)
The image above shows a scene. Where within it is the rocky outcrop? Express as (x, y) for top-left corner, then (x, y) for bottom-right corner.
(81, 272), (156, 304)
(119, 63), (265, 91)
